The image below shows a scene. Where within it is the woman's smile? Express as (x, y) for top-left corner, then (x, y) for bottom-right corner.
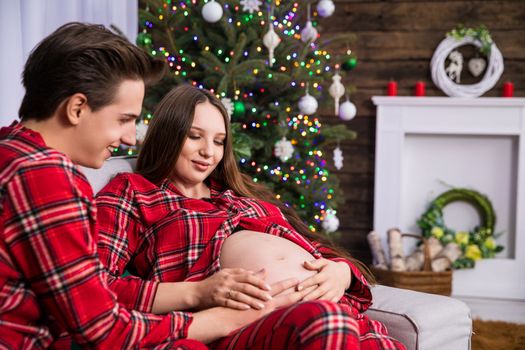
(192, 159), (211, 171)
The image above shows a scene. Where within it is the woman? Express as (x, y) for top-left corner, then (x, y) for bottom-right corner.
(96, 85), (405, 349)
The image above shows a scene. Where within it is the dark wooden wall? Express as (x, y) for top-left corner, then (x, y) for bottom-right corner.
(318, 0), (525, 263)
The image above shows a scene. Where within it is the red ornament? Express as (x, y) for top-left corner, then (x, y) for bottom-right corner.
(387, 81), (398, 96)
(414, 81), (426, 97)
(502, 81), (514, 97)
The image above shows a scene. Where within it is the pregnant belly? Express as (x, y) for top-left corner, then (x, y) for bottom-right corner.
(220, 230), (316, 286)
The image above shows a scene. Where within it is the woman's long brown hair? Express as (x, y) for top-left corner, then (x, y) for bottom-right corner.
(137, 84), (374, 283)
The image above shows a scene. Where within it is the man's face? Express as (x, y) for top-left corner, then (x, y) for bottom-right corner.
(73, 79), (144, 168)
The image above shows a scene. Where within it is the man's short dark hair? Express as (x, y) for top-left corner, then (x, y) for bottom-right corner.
(19, 22), (166, 121)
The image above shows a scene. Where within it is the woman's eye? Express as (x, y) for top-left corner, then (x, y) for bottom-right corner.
(188, 135), (200, 140)
(214, 140), (225, 145)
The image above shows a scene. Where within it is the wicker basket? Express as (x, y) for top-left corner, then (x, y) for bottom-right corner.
(370, 233), (453, 296)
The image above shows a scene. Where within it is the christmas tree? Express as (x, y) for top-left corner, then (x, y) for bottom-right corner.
(125, 0), (357, 235)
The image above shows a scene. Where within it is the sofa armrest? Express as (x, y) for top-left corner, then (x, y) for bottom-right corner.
(366, 285), (472, 350)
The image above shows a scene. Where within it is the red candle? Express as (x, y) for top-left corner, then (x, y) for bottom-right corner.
(414, 81), (426, 96)
(502, 81), (514, 97)
(387, 81), (397, 96)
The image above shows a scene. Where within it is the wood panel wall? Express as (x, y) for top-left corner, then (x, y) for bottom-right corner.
(318, 0), (525, 262)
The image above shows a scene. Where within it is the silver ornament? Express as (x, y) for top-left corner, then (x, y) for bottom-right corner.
(263, 22), (280, 67)
(298, 93), (318, 115)
(202, 0), (223, 23)
(322, 209), (340, 233)
(339, 99), (356, 121)
(333, 146), (344, 170)
(240, 0), (261, 14)
(328, 72), (345, 115)
(301, 20), (318, 43)
(220, 97), (233, 120)
(317, 0), (335, 17)
(274, 137), (294, 162)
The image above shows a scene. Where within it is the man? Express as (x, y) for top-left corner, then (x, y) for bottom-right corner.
(0, 21), (202, 350)
(0, 22), (304, 349)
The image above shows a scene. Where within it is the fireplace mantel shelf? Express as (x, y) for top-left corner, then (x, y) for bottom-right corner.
(372, 96), (525, 107)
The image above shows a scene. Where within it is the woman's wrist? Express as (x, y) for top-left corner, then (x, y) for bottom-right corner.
(337, 261), (352, 290)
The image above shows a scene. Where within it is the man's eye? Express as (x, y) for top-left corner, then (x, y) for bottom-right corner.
(120, 117), (134, 125)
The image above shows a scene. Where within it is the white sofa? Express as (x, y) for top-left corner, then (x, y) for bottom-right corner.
(82, 157), (473, 350)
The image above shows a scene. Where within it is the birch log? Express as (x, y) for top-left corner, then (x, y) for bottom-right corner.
(388, 228), (406, 271)
(432, 242), (462, 272)
(367, 231), (388, 269)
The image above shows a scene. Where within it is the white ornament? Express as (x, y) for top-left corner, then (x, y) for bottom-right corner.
(333, 146), (343, 170)
(202, 0), (223, 23)
(322, 209), (340, 233)
(263, 22), (281, 67)
(445, 50), (463, 83)
(298, 92), (318, 115)
(274, 137), (294, 162)
(136, 120), (149, 143)
(300, 20), (318, 43)
(220, 97), (233, 120)
(240, 0), (262, 14)
(339, 99), (356, 121)
(468, 57), (486, 77)
(430, 35), (503, 97)
(317, 0), (335, 17)
(328, 73), (345, 115)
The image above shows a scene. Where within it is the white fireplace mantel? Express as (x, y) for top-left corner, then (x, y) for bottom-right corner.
(372, 96), (525, 300)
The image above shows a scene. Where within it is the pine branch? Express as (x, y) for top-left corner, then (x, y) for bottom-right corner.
(198, 50), (226, 74)
(320, 125), (357, 145)
(230, 33), (247, 66)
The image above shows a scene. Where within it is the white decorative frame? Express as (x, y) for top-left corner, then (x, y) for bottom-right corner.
(430, 36), (504, 98)
(372, 96), (525, 300)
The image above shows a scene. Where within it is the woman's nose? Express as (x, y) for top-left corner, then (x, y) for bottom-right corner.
(199, 140), (213, 157)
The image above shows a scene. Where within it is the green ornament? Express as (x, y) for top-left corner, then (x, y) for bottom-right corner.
(233, 100), (246, 118)
(342, 57), (358, 71)
(137, 32), (152, 46)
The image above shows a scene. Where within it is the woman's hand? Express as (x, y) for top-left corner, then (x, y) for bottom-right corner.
(193, 268), (273, 310)
(296, 258), (351, 302)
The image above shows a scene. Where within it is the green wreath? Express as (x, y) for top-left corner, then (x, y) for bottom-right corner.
(417, 188), (504, 269)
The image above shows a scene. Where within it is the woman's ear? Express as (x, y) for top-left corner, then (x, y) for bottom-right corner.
(64, 93), (88, 126)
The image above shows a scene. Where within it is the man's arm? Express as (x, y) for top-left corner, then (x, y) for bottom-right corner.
(188, 277), (305, 344)
(4, 161), (191, 348)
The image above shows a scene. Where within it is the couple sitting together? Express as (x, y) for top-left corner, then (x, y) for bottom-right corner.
(0, 22), (405, 349)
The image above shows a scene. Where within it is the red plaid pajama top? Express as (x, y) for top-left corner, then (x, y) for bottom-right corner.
(96, 173), (405, 349)
(0, 123), (195, 349)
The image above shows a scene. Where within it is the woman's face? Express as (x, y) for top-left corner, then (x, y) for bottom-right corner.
(172, 101), (226, 188)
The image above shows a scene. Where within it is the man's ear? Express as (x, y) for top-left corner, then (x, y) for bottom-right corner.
(64, 93), (89, 126)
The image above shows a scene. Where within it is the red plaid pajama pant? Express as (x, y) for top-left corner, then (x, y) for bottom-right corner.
(211, 300), (360, 350)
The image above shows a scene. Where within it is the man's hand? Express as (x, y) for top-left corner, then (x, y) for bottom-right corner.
(193, 268), (272, 310)
(188, 277), (307, 343)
